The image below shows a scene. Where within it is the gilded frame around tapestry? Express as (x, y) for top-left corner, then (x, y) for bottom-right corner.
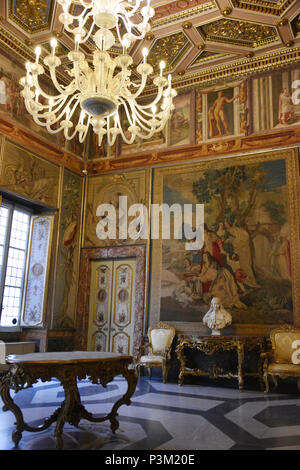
(149, 148), (300, 334)
(83, 168), (151, 248)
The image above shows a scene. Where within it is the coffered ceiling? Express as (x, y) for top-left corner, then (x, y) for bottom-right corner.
(0, 0), (300, 91)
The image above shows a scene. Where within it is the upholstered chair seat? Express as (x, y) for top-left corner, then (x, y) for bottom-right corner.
(139, 355), (165, 363)
(135, 322), (176, 383)
(261, 326), (300, 393)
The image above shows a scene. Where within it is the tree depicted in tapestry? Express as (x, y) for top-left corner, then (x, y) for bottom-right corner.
(158, 159), (293, 325)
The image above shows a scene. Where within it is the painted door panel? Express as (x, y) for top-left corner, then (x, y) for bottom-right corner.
(87, 258), (136, 355)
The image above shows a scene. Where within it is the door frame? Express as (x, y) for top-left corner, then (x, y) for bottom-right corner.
(76, 245), (146, 354)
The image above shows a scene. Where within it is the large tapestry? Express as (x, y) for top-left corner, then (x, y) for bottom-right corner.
(52, 169), (83, 329)
(0, 139), (60, 207)
(84, 169), (150, 247)
(150, 149), (300, 329)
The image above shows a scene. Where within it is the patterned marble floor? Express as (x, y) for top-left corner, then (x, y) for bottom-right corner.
(1, 376), (300, 450)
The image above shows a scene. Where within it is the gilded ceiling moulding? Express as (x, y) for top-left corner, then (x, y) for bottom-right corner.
(151, 2), (216, 28)
(231, 0), (294, 16)
(143, 46), (300, 94)
(8, 0), (54, 35)
(0, 27), (67, 85)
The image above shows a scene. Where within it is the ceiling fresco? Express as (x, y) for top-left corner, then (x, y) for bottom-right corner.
(0, 0), (299, 91)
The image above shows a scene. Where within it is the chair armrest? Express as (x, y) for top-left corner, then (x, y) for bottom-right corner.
(135, 343), (151, 360)
(260, 351), (274, 370)
(137, 343), (150, 352)
(163, 346), (173, 360)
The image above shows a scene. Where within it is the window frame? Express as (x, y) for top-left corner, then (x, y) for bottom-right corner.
(0, 199), (32, 331)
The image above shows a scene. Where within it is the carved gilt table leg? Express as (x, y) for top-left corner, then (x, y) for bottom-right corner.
(237, 343), (245, 392)
(0, 372), (25, 446)
(53, 375), (94, 450)
(108, 367), (137, 433)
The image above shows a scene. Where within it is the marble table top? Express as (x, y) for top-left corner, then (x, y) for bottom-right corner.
(6, 351), (131, 364)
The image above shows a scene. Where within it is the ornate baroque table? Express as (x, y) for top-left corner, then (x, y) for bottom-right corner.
(176, 335), (268, 391)
(0, 351), (137, 449)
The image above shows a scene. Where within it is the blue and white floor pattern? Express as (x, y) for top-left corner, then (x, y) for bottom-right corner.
(1, 376), (300, 450)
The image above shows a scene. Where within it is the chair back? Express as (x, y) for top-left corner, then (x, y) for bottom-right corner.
(270, 326), (300, 364)
(149, 322), (175, 355)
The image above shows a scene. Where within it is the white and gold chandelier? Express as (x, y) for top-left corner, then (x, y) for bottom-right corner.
(20, 0), (177, 147)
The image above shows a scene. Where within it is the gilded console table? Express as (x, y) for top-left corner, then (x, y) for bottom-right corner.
(176, 335), (268, 391)
(0, 351), (137, 449)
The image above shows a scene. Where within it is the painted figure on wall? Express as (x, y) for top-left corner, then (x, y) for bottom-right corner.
(168, 91), (193, 147)
(158, 158), (293, 325)
(208, 90), (238, 138)
(278, 88), (295, 125)
(196, 81), (247, 143)
(253, 67), (300, 132)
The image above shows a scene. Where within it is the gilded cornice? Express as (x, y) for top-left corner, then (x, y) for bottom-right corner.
(143, 46), (300, 94)
(231, 0), (294, 16)
(151, 2), (216, 28)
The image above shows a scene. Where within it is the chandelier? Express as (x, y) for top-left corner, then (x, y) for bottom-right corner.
(20, 0), (177, 147)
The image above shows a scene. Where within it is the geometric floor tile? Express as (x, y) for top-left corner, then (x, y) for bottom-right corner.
(255, 405), (300, 428)
(1, 376), (300, 450)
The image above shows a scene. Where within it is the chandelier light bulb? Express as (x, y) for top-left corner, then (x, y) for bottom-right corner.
(142, 47), (149, 63)
(159, 60), (166, 76)
(50, 38), (57, 54)
(35, 46), (41, 63)
(20, 0), (177, 147)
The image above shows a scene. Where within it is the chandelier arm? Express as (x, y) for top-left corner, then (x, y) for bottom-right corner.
(63, 4), (90, 24)
(114, 69), (131, 97)
(77, 20), (95, 45)
(31, 73), (73, 102)
(78, 0), (92, 8)
(106, 117), (117, 147)
(118, 97), (135, 127)
(129, 75), (148, 99)
(133, 110), (159, 133)
(78, 116), (91, 143)
(114, 105), (139, 145)
(115, 20), (124, 46)
(40, 95), (78, 129)
(49, 67), (76, 95)
(137, 89), (166, 110)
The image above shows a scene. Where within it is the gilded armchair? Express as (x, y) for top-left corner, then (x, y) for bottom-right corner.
(136, 322), (176, 383)
(261, 325), (300, 393)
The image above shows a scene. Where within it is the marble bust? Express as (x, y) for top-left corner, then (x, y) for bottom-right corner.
(202, 297), (232, 335)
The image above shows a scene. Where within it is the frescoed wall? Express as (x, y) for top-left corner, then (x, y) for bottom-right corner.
(252, 68), (300, 132)
(115, 66), (299, 161)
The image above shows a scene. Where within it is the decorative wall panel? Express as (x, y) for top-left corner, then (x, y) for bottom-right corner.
(22, 215), (54, 327)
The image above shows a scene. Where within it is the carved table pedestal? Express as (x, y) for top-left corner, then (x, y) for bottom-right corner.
(0, 351), (137, 449)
